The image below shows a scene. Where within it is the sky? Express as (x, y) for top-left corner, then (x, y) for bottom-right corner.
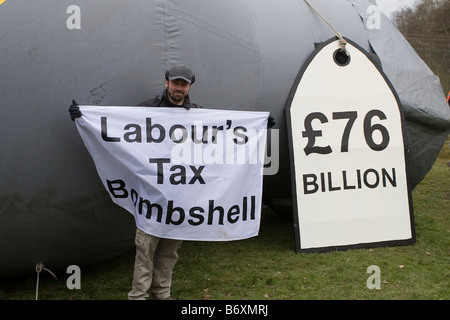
(376, 0), (418, 19)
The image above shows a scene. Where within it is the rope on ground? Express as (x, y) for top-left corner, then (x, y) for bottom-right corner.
(35, 263), (58, 300)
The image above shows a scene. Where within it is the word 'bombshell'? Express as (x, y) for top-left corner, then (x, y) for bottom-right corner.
(107, 179), (256, 226)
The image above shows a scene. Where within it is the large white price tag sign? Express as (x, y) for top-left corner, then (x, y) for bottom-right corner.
(286, 38), (415, 252)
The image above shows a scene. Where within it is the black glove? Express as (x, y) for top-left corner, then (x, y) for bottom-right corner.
(267, 114), (276, 129)
(69, 99), (82, 121)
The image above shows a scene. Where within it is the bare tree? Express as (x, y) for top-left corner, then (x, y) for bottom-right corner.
(393, 0), (449, 92)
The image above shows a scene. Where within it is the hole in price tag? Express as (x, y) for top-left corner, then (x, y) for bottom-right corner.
(333, 49), (351, 67)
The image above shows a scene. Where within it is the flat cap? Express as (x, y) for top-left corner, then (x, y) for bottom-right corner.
(165, 65), (195, 84)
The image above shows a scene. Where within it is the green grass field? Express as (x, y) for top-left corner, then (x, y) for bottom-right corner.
(1, 139), (449, 300)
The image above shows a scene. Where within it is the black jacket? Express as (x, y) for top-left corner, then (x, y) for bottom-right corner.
(138, 90), (201, 109)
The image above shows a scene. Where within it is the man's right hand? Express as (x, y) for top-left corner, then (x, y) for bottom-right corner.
(69, 100), (82, 121)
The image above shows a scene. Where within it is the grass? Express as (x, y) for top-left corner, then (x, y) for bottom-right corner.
(1, 139), (449, 301)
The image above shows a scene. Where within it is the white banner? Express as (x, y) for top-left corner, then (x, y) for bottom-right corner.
(75, 106), (268, 241)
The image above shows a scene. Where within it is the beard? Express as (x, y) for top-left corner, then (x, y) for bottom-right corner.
(168, 89), (187, 104)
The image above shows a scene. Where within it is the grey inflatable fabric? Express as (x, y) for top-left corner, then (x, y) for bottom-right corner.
(0, 0), (448, 276)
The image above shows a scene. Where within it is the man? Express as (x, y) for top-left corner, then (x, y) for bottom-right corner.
(126, 65), (197, 300)
(69, 65), (275, 300)
(69, 65), (198, 300)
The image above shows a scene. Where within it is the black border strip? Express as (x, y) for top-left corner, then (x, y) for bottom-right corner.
(285, 37), (416, 253)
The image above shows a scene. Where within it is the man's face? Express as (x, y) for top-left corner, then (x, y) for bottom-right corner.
(166, 79), (191, 105)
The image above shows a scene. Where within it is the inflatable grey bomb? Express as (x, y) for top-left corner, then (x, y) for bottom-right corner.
(0, 0), (449, 277)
